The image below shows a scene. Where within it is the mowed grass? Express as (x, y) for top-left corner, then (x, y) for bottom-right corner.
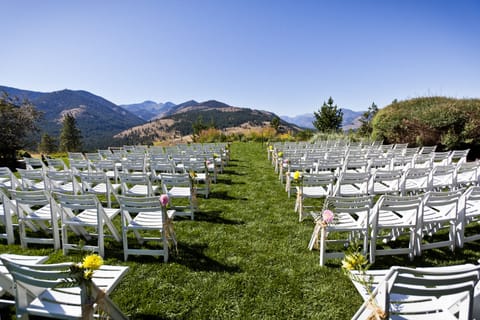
(2, 142), (480, 319)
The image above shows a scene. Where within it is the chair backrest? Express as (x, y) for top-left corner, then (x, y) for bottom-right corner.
(45, 158), (68, 171)
(117, 195), (164, 214)
(17, 168), (46, 190)
(160, 173), (191, 188)
(353, 264), (480, 319)
(0, 167), (21, 190)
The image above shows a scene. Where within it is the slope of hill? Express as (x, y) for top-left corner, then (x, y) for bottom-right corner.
(281, 108), (364, 130)
(115, 100), (301, 145)
(0, 85), (145, 150)
(120, 100), (177, 121)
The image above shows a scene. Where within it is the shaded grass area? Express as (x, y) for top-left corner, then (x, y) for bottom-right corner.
(1, 142), (480, 319)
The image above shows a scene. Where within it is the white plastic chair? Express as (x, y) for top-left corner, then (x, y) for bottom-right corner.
(431, 164), (457, 191)
(311, 195), (372, 266)
(54, 192), (122, 258)
(0, 255), (129, 320)
(369, 194), (423, 263)
(457, 186), (480, 248)
(333, 172), (370, 196)
(294, 172), (334, 222)
(17, 168), (47, 191)
(119, 172), (159, 197)
(0, 189), (15, 245)
(369, 169), (403, 195)
(351, 264), (480, 320)
(400, 167), (432, 195)
(455, 161), (479, 188)
(419, 190), (463, 255)
(117, 195), (175, 262)
(160, 173), (196, 219)
(0, 167), (21, 190)
(11, 190), (60, 249)
(79, 171), (120, 208)
(45, 170), (81, 194)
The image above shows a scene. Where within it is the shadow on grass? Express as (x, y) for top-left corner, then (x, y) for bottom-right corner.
(208, 190), (248, 200)
(194, 210), (245, 225)
(172, 242), (242, 273)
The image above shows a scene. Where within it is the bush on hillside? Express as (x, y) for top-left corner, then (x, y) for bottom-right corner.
(372, 97), (480, 153)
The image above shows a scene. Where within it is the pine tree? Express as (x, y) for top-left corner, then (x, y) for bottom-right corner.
(312, 97), (343, 132)
(59, 113), (82, 152)
(358, 102), (379, 137)
(38, 133), (58, 154)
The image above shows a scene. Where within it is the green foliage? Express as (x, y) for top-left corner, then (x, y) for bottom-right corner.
(313, 97), (343, 133)
(357, 102), (378, 137)
(38, 133), (58, 154)
(0, 93), (42, 163)
(270, 116), (280, 131)
(371, 97), (480, 151)
(59, 113), (83, 152)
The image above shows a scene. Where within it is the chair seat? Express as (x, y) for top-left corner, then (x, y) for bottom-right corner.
(167, 187), (191, 197)
(65, 208), (120, 226)
(22, 204), (55, 221)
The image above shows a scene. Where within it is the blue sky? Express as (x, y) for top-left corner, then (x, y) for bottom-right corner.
(1, 0), (479, 116)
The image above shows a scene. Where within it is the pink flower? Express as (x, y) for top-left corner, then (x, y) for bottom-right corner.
(159, 194), (169, 207)
(322, 209), (334, 224)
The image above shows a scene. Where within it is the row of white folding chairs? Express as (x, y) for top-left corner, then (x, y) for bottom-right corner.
(0, 188), (175, 262)
(287, 162), (480, 203)
(311, 186), (480, 266)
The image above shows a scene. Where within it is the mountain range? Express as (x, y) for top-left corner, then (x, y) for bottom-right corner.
(1, 85), (365, 150)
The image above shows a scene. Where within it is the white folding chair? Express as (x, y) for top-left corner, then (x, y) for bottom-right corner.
(45, 170), (81, 194)
(333, 172), (370, 196)
(294, 172), (334, 222)
(369, 194), (423, 263)
(45, 158), (69, 171)
(160, 173), (196, 219)
(310, 195), (372, 266)
(0, 167), (21, 190)
(17, 168), (47, 191)
(351, 264), (480, 320)
(431, 164), (457, 191)
(400, 167), (432, 195)
(11, 190), (60, 249)
(0, 255), (129, 320)
(184, 160), (211, 198)
(419, 190), (463, 255)
(79, 171), (120, 208)
(119, 172), (159, 197)
(54, 192), (121, 258)
(0, 189), (15, 244)
(457, 186), (480, 248)
(455, 161), (479, 188)
(369, 169), (402, 195)
(118, 195), (175, 262)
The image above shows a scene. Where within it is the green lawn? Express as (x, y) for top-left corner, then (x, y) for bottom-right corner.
(2, 142), (480, 319)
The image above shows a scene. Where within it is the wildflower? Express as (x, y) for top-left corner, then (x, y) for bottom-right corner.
(278, 152), (284, 158)
(82, 254), (103, 271)
(341, 251), (368, 271)
(160, 194), (169, 207)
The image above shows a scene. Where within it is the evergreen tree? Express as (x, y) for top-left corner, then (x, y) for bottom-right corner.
(270, 116), (280, 131)
(358, 102), (379, 137)
(38, 133), (58, 154)
(312, 97), (343, 132)
(59, 113), (82, 152)
(0, 93), (41, 164)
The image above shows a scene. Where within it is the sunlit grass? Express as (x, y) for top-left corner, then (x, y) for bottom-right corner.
(1, 142), (480, 319)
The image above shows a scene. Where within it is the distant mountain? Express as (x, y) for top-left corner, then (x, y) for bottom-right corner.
(0, 85), (145, 150)
(115, 100), (302, 145)
(120, 100), (176, 121)
(281, 108), (365, 130)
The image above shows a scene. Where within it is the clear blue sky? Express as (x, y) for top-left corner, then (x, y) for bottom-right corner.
(1, 0), (479, 116)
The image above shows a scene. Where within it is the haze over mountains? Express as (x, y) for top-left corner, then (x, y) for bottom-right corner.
(1, 85), (365, 150)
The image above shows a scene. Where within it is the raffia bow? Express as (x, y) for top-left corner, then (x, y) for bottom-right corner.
(81, 284), (106, 320)
(162, 207), (178, 253)
(308, 218), (328, 250)
(366, 299), (387, 320)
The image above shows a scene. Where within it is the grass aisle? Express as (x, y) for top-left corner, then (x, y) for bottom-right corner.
(112, 142), (359, 319)
(3, 142), (479, 319)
